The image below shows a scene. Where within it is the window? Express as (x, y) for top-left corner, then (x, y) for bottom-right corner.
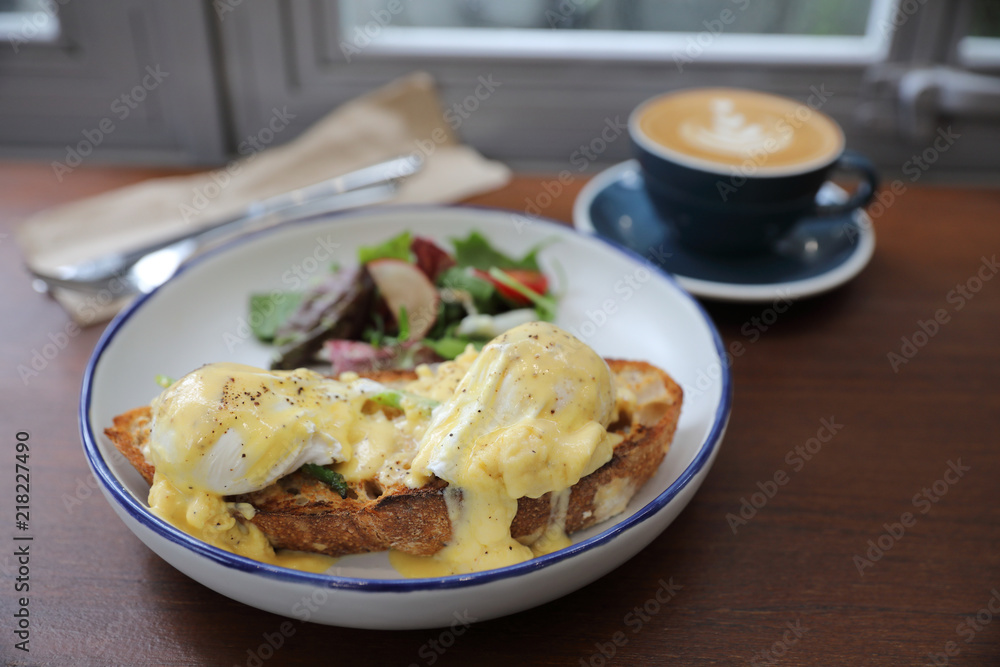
(2, 0), (997, 181)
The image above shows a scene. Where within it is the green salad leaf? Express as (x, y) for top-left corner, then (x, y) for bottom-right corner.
(357, 231), (412, 264)
(249, 292), (304, 342)
(423, 336), (473, 360)
(451, 231), (547, 272)
(437, 266), (495, 305)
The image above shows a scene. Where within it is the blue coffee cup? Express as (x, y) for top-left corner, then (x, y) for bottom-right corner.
(629, 88), (879, 256)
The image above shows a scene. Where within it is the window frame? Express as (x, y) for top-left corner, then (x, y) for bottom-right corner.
(0, 0), (227, 165)
(340, 27), (890, 66)
(224, 0), (992, 178)
(2, 0), (995, 181)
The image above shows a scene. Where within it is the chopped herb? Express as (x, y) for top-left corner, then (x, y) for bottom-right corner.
(155, 374), (175, 389)
(300, 463), (349, 498)
(370, 390), (440, 412)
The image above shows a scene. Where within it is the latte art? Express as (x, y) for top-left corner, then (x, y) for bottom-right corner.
(679, 98), (793, 158)
(633, 88), (843, 175)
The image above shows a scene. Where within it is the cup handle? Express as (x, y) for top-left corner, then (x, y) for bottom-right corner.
(814, 150), (880, 216)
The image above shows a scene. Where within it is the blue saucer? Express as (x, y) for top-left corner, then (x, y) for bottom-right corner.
(573, 160), (875, 302)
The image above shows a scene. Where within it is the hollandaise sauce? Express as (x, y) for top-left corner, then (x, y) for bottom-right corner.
(148, 475), (336, 572)
(393, 321), (622, 577)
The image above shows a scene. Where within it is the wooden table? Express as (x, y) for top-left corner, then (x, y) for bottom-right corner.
(2, 162), (998, 666)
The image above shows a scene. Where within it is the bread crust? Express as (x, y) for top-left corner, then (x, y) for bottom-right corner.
(104, 359), (682, 557)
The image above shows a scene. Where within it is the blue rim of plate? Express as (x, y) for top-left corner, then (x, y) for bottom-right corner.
(574, 160), (876, 303)
(80, 204), (732, 593)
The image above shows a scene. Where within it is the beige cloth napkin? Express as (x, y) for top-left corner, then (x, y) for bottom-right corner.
(17, 71), (511, 324)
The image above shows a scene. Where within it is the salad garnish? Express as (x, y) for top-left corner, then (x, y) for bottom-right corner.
(249, 231), (557, 373)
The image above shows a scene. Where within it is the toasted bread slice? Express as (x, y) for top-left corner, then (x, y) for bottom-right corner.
(105, 359), (681, 557)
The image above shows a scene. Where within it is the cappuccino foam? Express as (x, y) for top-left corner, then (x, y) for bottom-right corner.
(636, 88), (843, 173)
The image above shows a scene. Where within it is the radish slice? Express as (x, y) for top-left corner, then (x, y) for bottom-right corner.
(366, 259), (440, 341)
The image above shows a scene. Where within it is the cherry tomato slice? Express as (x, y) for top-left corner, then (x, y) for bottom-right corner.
(474, 269), (549, 305)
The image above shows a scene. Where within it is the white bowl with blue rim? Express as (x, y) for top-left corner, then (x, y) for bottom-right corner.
(81, 206), (731, 629)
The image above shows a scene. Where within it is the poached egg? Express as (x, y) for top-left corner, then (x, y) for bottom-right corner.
(393, 321), (623, 576)
(146, 363), (398, 572)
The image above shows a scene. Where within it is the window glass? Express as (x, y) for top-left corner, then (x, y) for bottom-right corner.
(338, 0), (891, 63)
(343, 0), (874, 35)
(968, 0), (1000, 37)
(0, 0), (61, 47)
(960, 0), (1000, 65)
